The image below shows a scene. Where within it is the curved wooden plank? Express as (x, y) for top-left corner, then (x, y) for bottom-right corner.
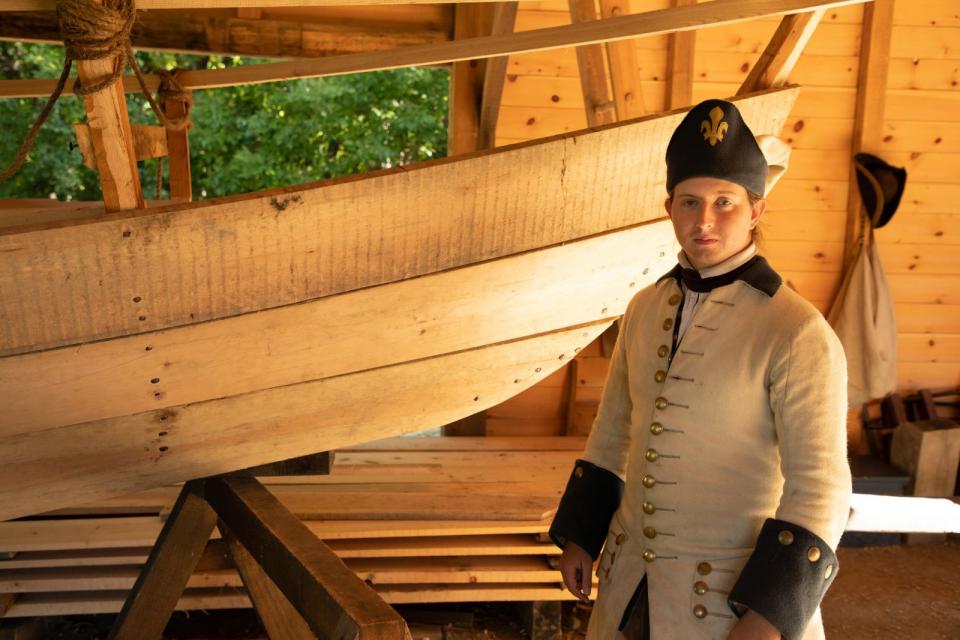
(0, 323), (607, 521)
(0, 88), (797, 356)
(0, 220), (675, 437)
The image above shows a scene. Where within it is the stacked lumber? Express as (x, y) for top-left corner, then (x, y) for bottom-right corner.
(0, 437), (589, 619)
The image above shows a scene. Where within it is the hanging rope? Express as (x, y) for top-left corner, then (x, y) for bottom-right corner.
(0, 0), (189, 185)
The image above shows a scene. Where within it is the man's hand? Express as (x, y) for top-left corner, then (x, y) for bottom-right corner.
(726, 609), (781, 640)
(558, 540), (594, 602)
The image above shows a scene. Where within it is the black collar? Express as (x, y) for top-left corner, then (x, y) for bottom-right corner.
(657, 255), (782, 297)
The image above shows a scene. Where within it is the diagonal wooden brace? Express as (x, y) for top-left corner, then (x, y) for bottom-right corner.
(109, 479), (217, 640)
(204, 476), (410, 640)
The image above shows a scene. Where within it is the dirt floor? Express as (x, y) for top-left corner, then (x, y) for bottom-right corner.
(5, 541), (957, 640)
(821, 540), (960, 640)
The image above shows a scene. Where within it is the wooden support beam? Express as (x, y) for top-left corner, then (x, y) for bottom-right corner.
(0, 0), (868, 99)
(74, 2), (144, 212)
(162, 93), (192, 201)
(599, 0), (645, 119)
(204, 476), (410, 639)
(109, 480), (217, 640)
(222, 525), (316, 640)
(0, 594), (17, 617)
(665, 0), (695, 110)
(737, 9), (825, 95)
(568, 0), (616, 127)
(841, 0), (893, 272)
(448, 4), (494, 155)
(477, 2), (518, 149)
(520, 601), (562, 640)
(0, 11), (447, 59)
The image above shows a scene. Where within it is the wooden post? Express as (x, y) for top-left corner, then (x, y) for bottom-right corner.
(448, 4), (494, 155)
(599, 0), (645, 119)
(74, 1), (144, 211)
(163, 91), (192, 201)
(665, 0), (695, 110)
(519, 601), (562, 640)
(477, 2), (519, 150)
(109, 480), (217, 640)
(840, 0), (893, 274)
(568, 0), (616, 126)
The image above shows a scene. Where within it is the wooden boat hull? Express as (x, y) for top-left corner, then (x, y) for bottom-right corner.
(0, 88), (799, 520)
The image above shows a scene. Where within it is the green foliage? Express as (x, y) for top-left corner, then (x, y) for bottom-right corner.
(0, 43), (449, 201)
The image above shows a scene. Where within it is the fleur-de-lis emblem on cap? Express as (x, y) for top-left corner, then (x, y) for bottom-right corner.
(701, 106), (729, 146)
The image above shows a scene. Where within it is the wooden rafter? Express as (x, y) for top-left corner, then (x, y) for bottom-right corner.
(737, 8), (826, 95)
(0, 11), (448, 59)
(568, 0), (616, 127)
(665, 0), (695, 110)
(599, 0), (645, 119)
(841, 0), (894, 272)
(0, 0), (870, 99)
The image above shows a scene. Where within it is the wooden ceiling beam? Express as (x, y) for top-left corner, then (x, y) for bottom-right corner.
(0, 0), (870, 99)
(737, 8), (826, 95)
(0, 11), (447, 59)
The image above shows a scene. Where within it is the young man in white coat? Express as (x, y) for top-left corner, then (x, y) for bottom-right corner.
(550, 99), (852, 640)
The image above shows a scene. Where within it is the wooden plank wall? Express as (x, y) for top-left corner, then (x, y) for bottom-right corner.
(484, 0), (960, 436)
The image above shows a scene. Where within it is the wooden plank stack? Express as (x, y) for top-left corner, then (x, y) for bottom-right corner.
(0, 437), (588, 619)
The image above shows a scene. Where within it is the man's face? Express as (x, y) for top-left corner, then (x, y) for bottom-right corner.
(664, 177), (765, 271)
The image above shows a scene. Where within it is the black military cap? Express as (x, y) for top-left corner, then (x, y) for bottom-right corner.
(666, 99), (768, 196)
(853, 152), (906, 229)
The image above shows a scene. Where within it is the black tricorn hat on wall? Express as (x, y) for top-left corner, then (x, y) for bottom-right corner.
(853, 152), (907, 229)
(666, 99), (768, 196)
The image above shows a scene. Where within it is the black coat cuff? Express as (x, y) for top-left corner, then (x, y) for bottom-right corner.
(728, 518), (839, 640)
(548, 460), (623, 560)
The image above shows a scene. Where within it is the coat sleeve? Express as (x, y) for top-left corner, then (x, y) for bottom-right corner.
(548, 294), (640, 558)
(728, 314), (853, 640)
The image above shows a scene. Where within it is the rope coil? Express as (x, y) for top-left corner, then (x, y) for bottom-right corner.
(0, 0), (191, 185)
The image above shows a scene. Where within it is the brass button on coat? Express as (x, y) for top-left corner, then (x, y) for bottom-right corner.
(643, 526), (657, 539)
(650, 422), (664, 435)
(642, 501), (656, 514)
(693, 604), (708, 619)
(693, 581), (708, 595)
(662, 318), (674, 330)
(657, 345), (670, 358)
(655, 397), (668, 410)
(641, 475), (656, 488)
(654, 370), (667, 383)
(669, 294), (682, 306)
(824, 564), (834, 580)
(697, 562), (712, 576)
(807, 546), (821, 562)
(645, 449), (659, 462)
(615, 533), (625, 545)
(778, 530), (795, 546)
(574, 466), (584, 479)
(642, 549), (656, 563)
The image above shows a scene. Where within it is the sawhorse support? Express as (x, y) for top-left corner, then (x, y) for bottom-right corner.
(108, 454), (411, 640)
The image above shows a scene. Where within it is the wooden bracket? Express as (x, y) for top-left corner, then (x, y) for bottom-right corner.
(110, 460), (410, 640)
